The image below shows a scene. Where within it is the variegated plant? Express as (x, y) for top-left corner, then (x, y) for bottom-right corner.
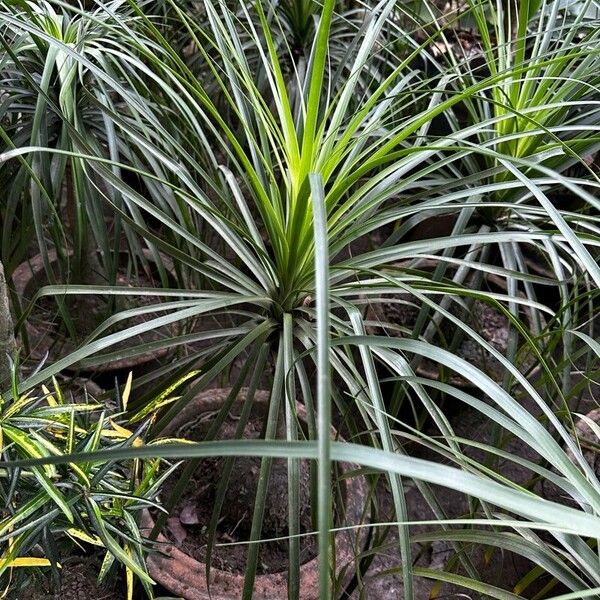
(0, 373), (175, 600)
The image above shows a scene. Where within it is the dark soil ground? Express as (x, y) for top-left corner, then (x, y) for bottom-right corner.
(160, 416), (317, 575)
(26, 557), (121, 600)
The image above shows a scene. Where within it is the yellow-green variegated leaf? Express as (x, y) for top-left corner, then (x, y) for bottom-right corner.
(129, 370), (200, 424)
(121, 372), (133, 412)
(67, 528), (103, 546)
(0, 557), (55, 568)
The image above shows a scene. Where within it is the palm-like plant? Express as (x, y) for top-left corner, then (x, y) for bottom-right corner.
(2, 0), (600, 598)
(0, 0), (182, 360)
(384, 0), (600, 401)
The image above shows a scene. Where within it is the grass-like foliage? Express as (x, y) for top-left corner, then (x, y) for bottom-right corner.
(0, 0), (599, 598)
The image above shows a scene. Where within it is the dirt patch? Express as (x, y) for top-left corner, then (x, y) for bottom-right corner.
(372, 291), (536, 384)
(18, 258), (174, 372)
(161, 416), (316, 574)
(26, 557), (121, 600)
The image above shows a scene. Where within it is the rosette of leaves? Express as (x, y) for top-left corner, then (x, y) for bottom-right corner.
(386, 0), (600, 399)
(0, 0), (176, 350)
(7, 0), (600, 598)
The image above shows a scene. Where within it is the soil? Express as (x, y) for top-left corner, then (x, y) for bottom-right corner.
(23, 268), (172, 367)
(375, 291), (536, 383)
(26, 557), (121, 600)
(161, 416), (316, 575)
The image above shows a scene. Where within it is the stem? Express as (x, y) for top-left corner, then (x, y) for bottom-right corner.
(66, 159), (103, 285)
(0, 261), (17, 393)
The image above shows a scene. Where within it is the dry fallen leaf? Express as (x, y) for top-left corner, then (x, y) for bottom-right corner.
(167, 517), (188, 544)
(180, 504), (201, 525)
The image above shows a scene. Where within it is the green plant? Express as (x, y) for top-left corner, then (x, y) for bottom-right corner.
(0, 0), (179, 354)
(0, 374), (168, 599)
(384, 0), (600, 403)
(2, 0), (600, 599)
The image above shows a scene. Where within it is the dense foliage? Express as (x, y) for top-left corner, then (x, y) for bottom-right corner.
(1, 0), (599, 598)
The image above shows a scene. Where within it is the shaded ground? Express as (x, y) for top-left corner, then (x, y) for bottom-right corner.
(346, 355), (600, 599)
(27, 557), (121, 600)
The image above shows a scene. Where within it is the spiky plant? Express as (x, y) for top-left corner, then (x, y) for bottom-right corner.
(2, 0), (600, 598)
